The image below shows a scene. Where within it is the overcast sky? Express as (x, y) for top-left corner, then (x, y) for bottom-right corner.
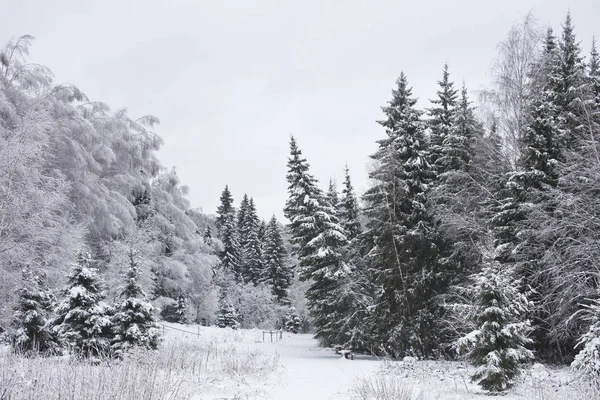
(1, 0), (598, 221)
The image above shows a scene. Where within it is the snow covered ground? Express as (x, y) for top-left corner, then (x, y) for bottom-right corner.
(1, 324), (595, 399)
(161, 323), (596, 400)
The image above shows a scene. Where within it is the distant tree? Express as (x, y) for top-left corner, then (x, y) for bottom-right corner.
(217, 303), (240, 329)
(261, 216), (292, 303)
(428, 63), (458, 169)
(175, 294), (188, 324)
(240, 198), (264, 284)
(215, 186), (241, 278)
(237, 194), (250, 261)
(215, 185), (235, 234)
(203, 225), (213, 242)
(9, 269), (60, 356)
(338, 166), (361, 240)
(326, 178), (340, 212)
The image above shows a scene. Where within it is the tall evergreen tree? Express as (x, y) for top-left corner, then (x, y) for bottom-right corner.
(261, 215), (292, 303)
(363, 73), (439, 357)
(338, 166), (361, 241)
(284, 136), (348, 344)
(215, 185), (234, 234)
(284, 136), (323, 256)
(53, 251), (114, 358)
(554, 13), (587, 149)
(236, 194), (250, 257)
(241, 198), (263, 284)
(216, 187), (240, 278)
(428, 63), (459, 169)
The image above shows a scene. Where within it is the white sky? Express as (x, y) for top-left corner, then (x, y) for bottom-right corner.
(1, 0), (598, 221)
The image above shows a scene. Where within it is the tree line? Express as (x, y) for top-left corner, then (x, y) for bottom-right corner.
(282, 13), (600, 392)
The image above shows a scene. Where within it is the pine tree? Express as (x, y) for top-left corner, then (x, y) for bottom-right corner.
(10, 269), (60, 355)
(428, 63), (458, 170)
(53, 250), (114, 358)
(326, 178), (340, 212)
(261, 215), (292, 303)
(215, 185), (234, 234)
(240, 198), (263, 284)
(554, 13), (588, 149)
(438, 83), (476, 173)
(284, 136), (348, 344)
(457, 255), (533, 392)
(217, 303), (240, 329)
(338, 166), (361, 241)
(363, 72), (439, 358)
(284, 311), (302, 334)
(590, 37), (600, 104)
(174, 294), (188, 324)
(431, 84), (482, 295)
(203, 224), (213, 242)
(216, 186), (240, 278)
(112, 249), (160, 354)
(284, 136), (323, 256)
(237, 194), (250, 258)
(257, 219), (268, 242)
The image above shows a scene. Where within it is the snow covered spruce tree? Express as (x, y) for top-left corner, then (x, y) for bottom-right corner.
(217, 303), (240, 329)
(338, 166), (361, 241)
(363, 73), (439, 358)
(236, 193), (250, 264)
(240, 198), (264, 284)
(284, 136), (348, 345)
(429, 75), (482, 311)
(261, 215), (292, 303)
(174, 294), (188, 324)
(456, 253), (534, 392)
(203, 224), (213, 242)
(53, 250), (114, 358)
(326, 178), (340, 213)
(9, 269), (60, 356)
(327, 166), (374, 351)
(216, 185), (241, 278)
(111, 249), (160, 355)
(428, 63), (458, 169)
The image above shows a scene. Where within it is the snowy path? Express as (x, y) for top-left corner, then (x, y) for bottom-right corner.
(261, 334), (380, 400)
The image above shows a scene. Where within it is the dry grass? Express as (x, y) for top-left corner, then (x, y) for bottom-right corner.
(350, 375), (430, 400)
(0, 334), (279, 400)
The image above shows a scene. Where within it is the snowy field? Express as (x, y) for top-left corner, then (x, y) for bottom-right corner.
(1, 324), (598, 400)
